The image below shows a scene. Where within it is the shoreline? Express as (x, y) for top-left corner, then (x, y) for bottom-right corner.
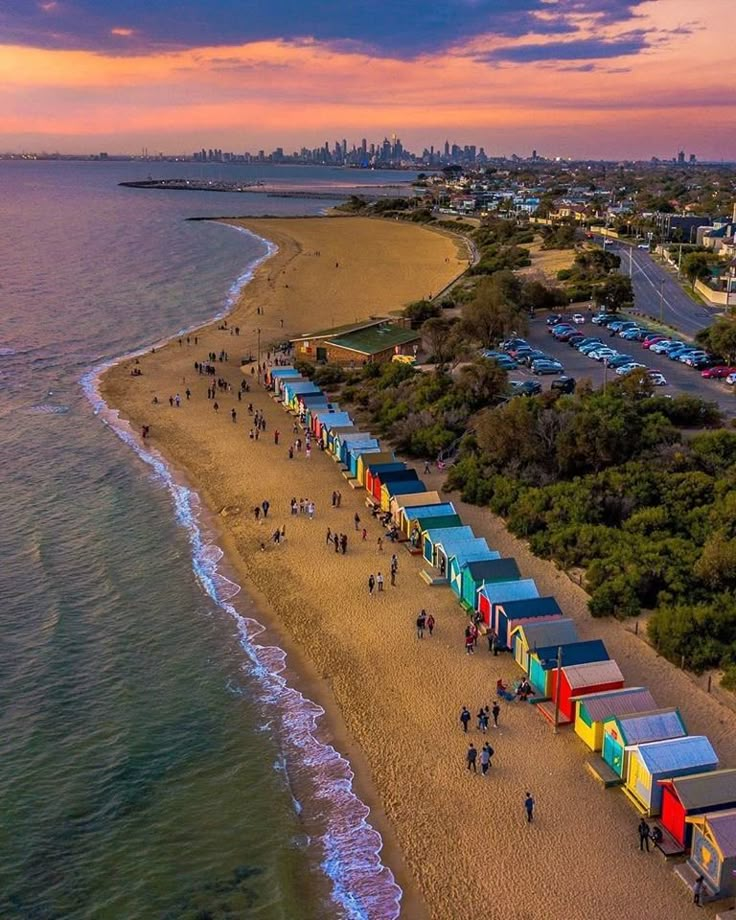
(97, 214), (725, 920)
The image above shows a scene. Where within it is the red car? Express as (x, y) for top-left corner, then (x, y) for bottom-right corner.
(701, 366), (736, 379)
(642, 334), (666, 349)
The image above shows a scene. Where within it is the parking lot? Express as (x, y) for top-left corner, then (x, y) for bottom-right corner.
(507, 316), (736, 419)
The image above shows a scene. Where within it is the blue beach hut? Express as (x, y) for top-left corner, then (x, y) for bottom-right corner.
(269, 367), (301, 394)
(624, 736), (718, 816)
(458, 558), (521, 611)
(434, 534), (492, 579)
(423, 525), (475, 565)
(340, 435), (379, 468)
(527, 639), (609, 698)
(402, 502), (457, 539)
(382, 479), (427, 512)
(478, 579), (540, 630)
(347, 445), (382, 480)
(448, 546), (500, 598)
(602, 708), (688, 779)
(493, 596), (563, 649)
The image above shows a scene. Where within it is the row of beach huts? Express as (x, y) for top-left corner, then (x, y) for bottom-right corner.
(267, 364), (736, 909)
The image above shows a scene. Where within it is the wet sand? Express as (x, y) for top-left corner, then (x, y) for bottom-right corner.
(101, 215), (725, 919)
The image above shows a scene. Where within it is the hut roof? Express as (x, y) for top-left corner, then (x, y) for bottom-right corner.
(497, 596), (562, 620)
(663, 770), (736, 811)
(340, 433), (377, 446)
(562, 659), (623, 690)
(617, 709), (687, 745)
(415, 514), (462, 532)
(575, 687), (657, 723)
(378, 469), (417, 485)
(406, 503), (456, 522)
(396, 491), (441, 509)
(513, 618), (578, 649)
(320, 412), (353, 429)
(386, 481), (427, 497)
(637, 736), (718, 774)
(269, 366), (298, 377)
(285, 381), (321, 394)
(700, 810), (736, 858)
(533, 639), (608, 671)
(479, 579), (539, 606)
(425, 525), (475, 544)
(464, 558), (521, 583)
(365, 459), (402, 474)
(449, 543), (498, 566)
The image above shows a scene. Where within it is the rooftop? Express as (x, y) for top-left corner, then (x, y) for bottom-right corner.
(576, 687), (657, 724)
(665, 769), (736, 811)
(514, 618), (578, 649)
(326, 324), (421, 356)
(637, 736), (718, 773)
(291, 317), (388, 342)
(563, 659), (623, 689)
(700, 809), (736, 858)
(616, 709), (687, 745)
(499, 596), (562, 619)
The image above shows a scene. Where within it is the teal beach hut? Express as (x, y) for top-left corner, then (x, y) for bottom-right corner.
(601, 708), (688, 779)
(448, 544), (499, 597)
(527, 638), (609, 698)
(458, 557), (521, 611)
(423, 525), (474, 565)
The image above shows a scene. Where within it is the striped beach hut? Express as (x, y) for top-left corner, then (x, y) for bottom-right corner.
(478, 579), (539, 628)
(364, 461), (405, 496)
(510, 618), (578, 671)
(684, 809), (736, 898)
(422, 525), (475, 566)
(346, 445), (382, 480)
(493, 596), (563, 650)
(659, 769), (736, 850)
(381, 479), (426, 512)
(458, 558), (521, 611)
(527, 639), (609, 699)
(602, 709), (688, 779)
(573, 687), (658, 752)
(403, 502), (457, 540)
(624, 736), (718, 816)
(448, 545), (499, 597)
(391, 491), (442, 526)
(545, 659), (625, 725)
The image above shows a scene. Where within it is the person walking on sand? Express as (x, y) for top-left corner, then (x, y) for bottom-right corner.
(326, 528), (332, 546)
(480, 743), (494, 775)
(460, 706), (471, 733)
(332, 491), (337, 507)
(479, 708), (489, 733)
(354, 512), (360, 531)
(466, 743), (477, 773)
(262, 500), (270, 519)
(340, 534), (347, 555)
(185, 388), (191, 400)
(525, 793), (535, 823)
(336, 491), (342, 507)
(213, 401), (219, 412)
(334, 534), (340, 554)
(416, 610), (426, 639)
(693, 875), (705, 906)
(638, 818), (651, 852)
(426, 613), (435, 636)
(231, 408), (237, 423)
(492, 701), (500, 728)
(362, 528), (367, 542)
(465, 632), (474, 655)
(424, 460), (431, 474)
(377, 537), (383, 553)
(274, 430), (279, 445)
(368, 574), (375, 596)
(376, 572), (384, 592)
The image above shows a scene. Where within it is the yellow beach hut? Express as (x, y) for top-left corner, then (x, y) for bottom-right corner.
(392, 491), (442, 527)
(572, 687), (657, 752)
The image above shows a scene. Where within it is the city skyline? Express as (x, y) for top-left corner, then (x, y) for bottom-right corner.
(1, 0), (734, 159)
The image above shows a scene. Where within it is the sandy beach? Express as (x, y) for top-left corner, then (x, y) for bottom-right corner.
(101, 215), (731, 920)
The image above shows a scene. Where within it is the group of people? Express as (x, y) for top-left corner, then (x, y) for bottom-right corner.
(291, 497), (316, 518)
(459, 703), (501, 733)
(415, 609), (435, 638)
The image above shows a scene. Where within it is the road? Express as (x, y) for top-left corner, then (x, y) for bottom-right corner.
(597, 239), (721, 336)
(512, 318), (736, 419)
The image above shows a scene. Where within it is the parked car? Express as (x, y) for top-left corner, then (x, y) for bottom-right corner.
(577, 339), (604, 354)
(726, 373), (736, 386)
(607, 354), (636, 369)
(550, 376), (576, 393)
(567, 333), (586, 347)
(591, 313), (617, 325)
(510, 379), (542, 396)
(668, 345), (696, 360)
(491, 356), (519, 370)
(500, 337), (527, 352)
(519, 349), (549, 367)
(532, 359), (564, 375)
(506, 343), (531, 357)
(589, 347), (619, 361)
(545, 314), (563, 326)
(701, 366), (736, 379)
(615, 362), (646, 376)
(550, 323), (575, 337)
(687, 355), (712, 370)
(649, 339), (676, 354)
(647, 371), (667, 386)
(681, 351), (709, 366)
(642, 334), (667, 349)
(572, 313), (586, 324)
(554, 327), (580, 342)
(609, 320), (638, 333)
(620, 327), (650, 341)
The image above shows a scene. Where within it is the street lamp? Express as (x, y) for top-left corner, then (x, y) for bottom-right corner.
(658, 279), (665, 325)
(603, 356), (608, 394)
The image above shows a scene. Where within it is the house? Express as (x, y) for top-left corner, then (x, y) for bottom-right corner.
(544, 660), (625, 726)
(371, 468), (419, 505)
(602, 709), (688, 779)
(458, 558), (521, 612)
(493, 596), (563, 649)
(291, 318), (420, 366)
(682, 809), (736, 899)
(345, 445), (382, 480)
(659, 769), (736, 850)
(624, 736), (718, 816)
(338, 435), (379, 470)
(527, 639), (609, 699)
(573, 687), (657, 752)
(478, 579), (540, 628)
(510, 618), (578, 672)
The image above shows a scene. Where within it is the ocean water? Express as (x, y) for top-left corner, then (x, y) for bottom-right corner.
(0, 161), (409, 919)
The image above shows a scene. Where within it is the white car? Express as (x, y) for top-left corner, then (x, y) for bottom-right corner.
(726, 373), (736, 386)
(589, 348), (618, 361)
(648, 371), (667, 386)
(615, 363), (646, 376)
(572, 313), (586, 325)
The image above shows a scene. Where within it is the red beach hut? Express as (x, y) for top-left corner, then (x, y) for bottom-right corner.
(545, 659), (625, 725)
(659, 769), (736, 851)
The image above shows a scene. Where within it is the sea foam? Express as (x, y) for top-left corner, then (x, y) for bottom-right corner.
(81, 225), (402, 920)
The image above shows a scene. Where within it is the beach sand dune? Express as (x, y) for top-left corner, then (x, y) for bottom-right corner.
(102, 217), (723, 919)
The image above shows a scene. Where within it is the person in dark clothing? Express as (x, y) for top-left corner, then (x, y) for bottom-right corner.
(524, 792), (535, 823)
(693, 875), (705, 906)
(416, 610), (426, 639)
(638, 818), (651, 851)
(262, 500), (270, 519)
(460, 707), (471, 732)
(466, 743), (477, 773)
(340, 534), (347, 555)
(492, 702), (501, 728)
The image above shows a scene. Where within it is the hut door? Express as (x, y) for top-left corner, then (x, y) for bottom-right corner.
(603, 733), (624, 775)
(316, 347), (327, 362)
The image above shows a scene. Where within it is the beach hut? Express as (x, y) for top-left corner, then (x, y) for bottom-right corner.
(317, 411), (353, 443)
(624, 736), (718, 816)
(339, 435), (379, 469)
(493, 596), (563, 650)
(602, 709), (689, 779)
(510, 618), (579, 671)
(412, 513), (462, 547)
(346, 445), (382, 480)
(422, 525), (476, 565)
(546, 659), (625, 725)
(478, 579), (540, 628)
(326, 425), (356, 454)
(381, 478), (426, 512)
(364, 461), (405, 496)
(573, 687), (658, 752)
(372, 468), (419, 504)
(659, 770), (736, 850)
(458, 558), (521, 611)
(391, 491), (442, 526)
(282, 379), (321, 410)
(269, 367), (301, 394)
(333, 429), (370, 464)
(683, 809), (736, 898)
(448, 546), (499, 598)
(402, 502), (457, 540)
(527, 639), (609, 699)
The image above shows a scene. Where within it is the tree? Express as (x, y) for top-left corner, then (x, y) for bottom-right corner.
(422, 316), (461, 367)
(682, 252), (713, 289)
(595, 274), (634, 312)
(457, 358), (508, 411)
(462, 272), (524, 347)
(696, 316), (736, 364)
(403, 299), (441, 329)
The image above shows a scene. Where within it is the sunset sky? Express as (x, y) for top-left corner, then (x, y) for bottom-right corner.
(1, 0), (734, 159)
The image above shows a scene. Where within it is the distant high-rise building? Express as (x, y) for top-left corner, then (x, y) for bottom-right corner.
(444, 140), (450, 157)
(677, 150), (685, 164)
(689, 153), (696, 164)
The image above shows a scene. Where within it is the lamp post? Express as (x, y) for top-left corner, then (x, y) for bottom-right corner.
(603, 357), (608, 395)
(553, 645), (563, 734)
(658, 279), (665, 325)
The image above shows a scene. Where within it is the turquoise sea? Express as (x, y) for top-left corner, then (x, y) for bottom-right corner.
(0, 161), (411, 919)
